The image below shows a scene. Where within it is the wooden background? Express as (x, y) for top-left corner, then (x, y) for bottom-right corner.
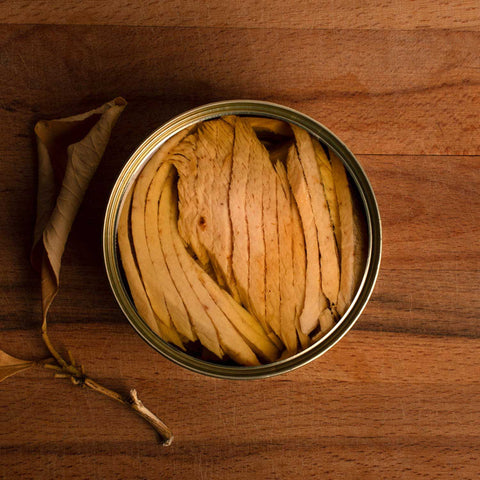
(1, 1), (479, 478)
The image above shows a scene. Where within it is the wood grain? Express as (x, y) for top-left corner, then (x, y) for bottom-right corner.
(0, 25), (479, 155)
(1, 2), (479, 479)
(2, 152), (478, 338)
(0, 0), (479, 30)
(1, 325), (479, 479)
(359, 154), (480, 337)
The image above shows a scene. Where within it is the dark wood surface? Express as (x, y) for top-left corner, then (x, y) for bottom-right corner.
(1, 2), (479, 479)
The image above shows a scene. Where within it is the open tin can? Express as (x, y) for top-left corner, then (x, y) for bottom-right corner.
(103, 100), (382, 379)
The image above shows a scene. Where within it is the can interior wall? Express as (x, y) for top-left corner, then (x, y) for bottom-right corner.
(103, 100), (382, 379)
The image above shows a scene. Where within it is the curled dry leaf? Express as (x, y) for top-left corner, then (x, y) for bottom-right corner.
(16, 98), (173, 445)
(31, 97), (127, 330)
(0, 349), (34, 382)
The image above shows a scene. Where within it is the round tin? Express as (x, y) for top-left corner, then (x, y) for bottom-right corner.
(103, 100), (382, 379)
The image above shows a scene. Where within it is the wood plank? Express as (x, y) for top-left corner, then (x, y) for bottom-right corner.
(1, 444), (479, 480)
(1, 326), (479, 479)
(0, 0), (479, 30)
(358, 153), (480, 337)
(0, 25), (479, 155)
(361, 155), (480, 272)
(2, 144), (478, 339)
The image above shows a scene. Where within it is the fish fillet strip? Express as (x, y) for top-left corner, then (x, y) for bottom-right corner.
(117, 188), (185, 349)
(331, 150), (356, 317)
(130, 130), (196, 342)
(291, 124), (340, 310)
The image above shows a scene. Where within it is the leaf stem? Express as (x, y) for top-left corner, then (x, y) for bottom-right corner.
(84, 378), (174, 445)
(40, 322), (173, 445)
(41, 320), (72, 372)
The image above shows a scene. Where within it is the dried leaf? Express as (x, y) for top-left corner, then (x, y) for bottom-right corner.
(0, 349), (33, 382)
(30, 98), (127, 324)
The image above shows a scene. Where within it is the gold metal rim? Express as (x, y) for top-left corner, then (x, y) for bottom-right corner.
(103, 100), (382, 379)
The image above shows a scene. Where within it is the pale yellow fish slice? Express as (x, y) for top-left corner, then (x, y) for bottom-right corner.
(243, 117), (293, 138)
(277, 160), (311, 349)
(213, 287), (282, 362)
(131, 131), (196, 342)
(229, 120), (250, 309)
(162, 174), (260, 366)
(313, 138), (341, 248)
(330, 150), (356, 316)
(230, 118), (274, 336)
(273, 160), (309, 347)
(286, 145), (323, 335)
(352, 192), (367, 296)
(287, 169), (309, 348)
(221, 115), (238, 128)
(191, 119), (240, 299)
(319, 308), (334, 332)
(143, 162), (200, 345)
(155, 168), (224, 359)
(118, 187), (185, 350)
(274, 160), (299, 352)
(186, 123), (217, 268)
(172, 132), (211, 266)
(173, 120), (240, 300)
(295, 312), (311, 349)
(313, 141), (337, 335)
(291, 124), (340, 309)
(262, 148), (282, 340)
(244, 120), (267, 329)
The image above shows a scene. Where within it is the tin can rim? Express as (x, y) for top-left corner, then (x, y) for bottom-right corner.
(103, 100), (382, 380)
